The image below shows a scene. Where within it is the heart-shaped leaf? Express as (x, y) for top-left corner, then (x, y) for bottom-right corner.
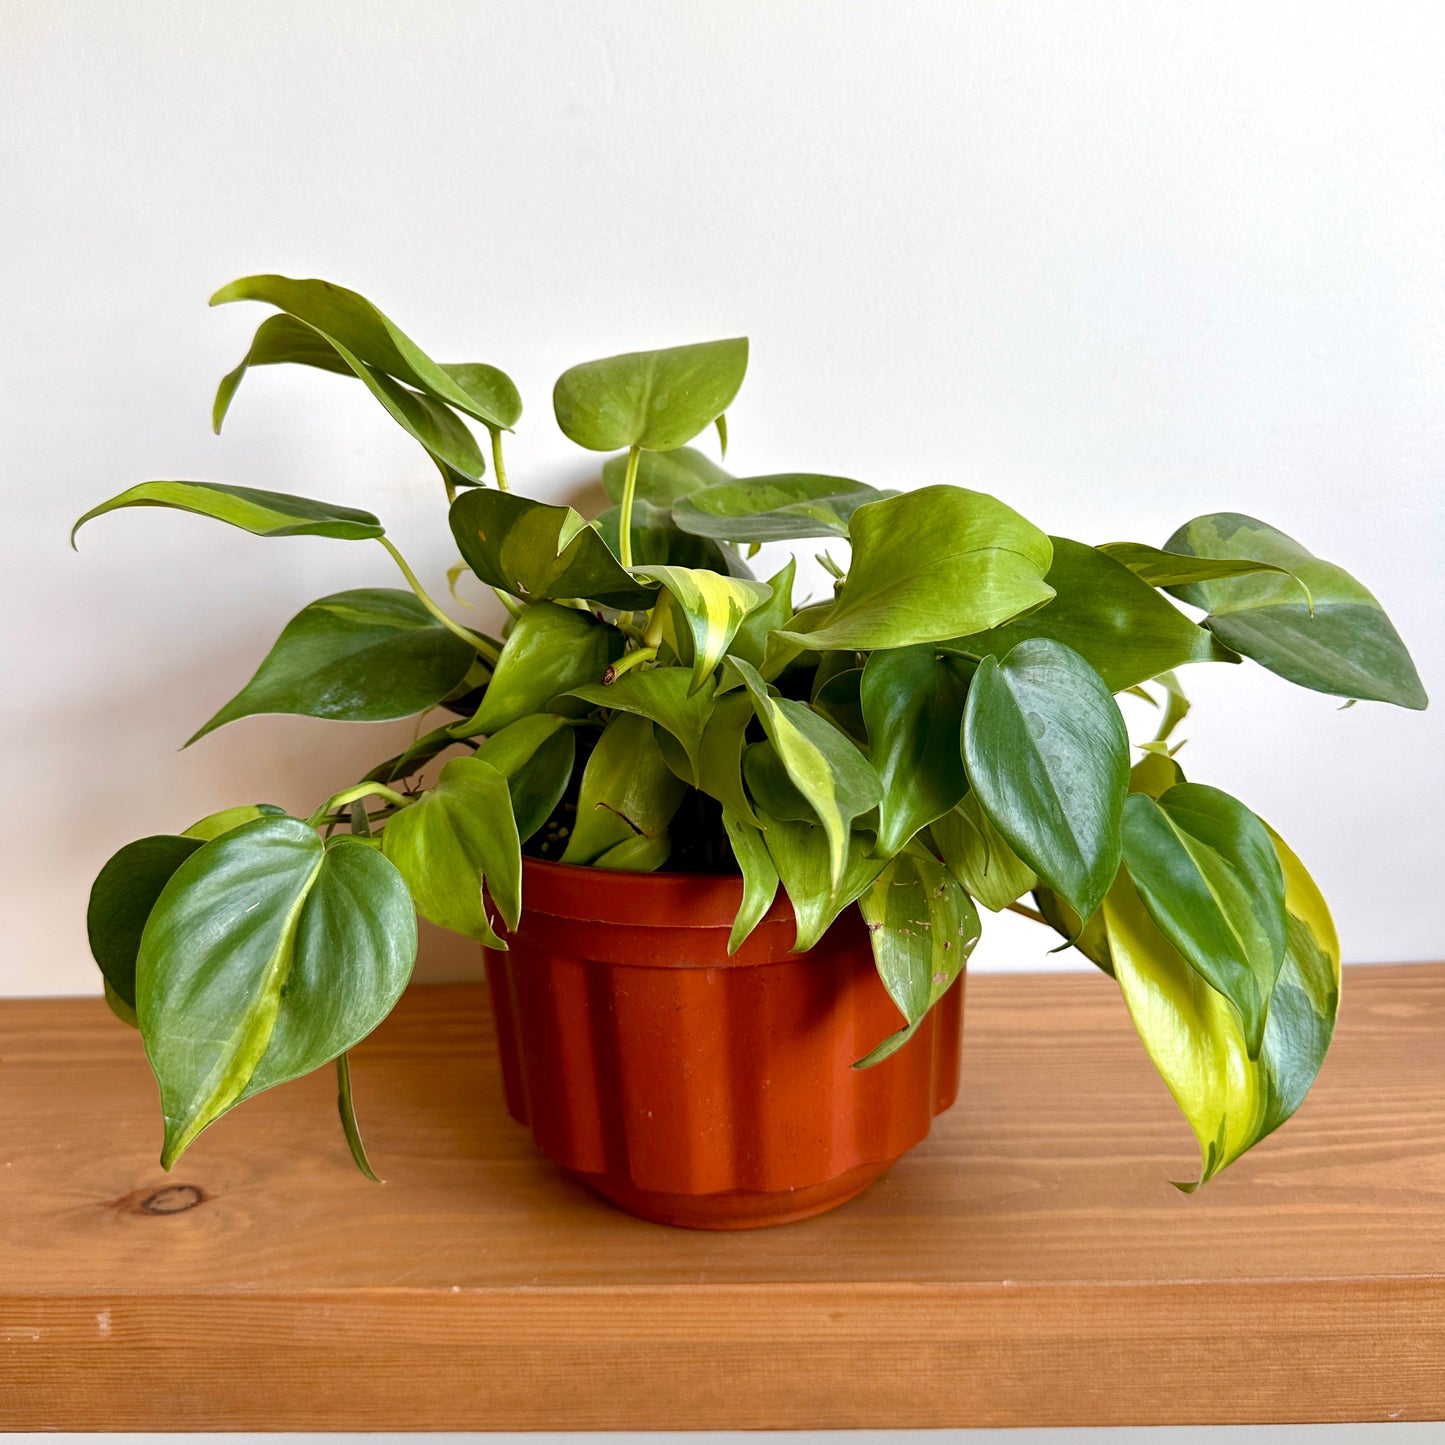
(1103, 824), (1338, 1188)
(188, 589), (477, 744)
(671, 474), (892, 543)
(138, 818), (416, 1167)
(860, 646), (969, 854)
(73, 480), (384, 546)
(450, 488), (656, 610)
(773, 486), (1054, 652)
(948, 538), (1236, 691)
(1120, 783), (1286, 1057)
(553, 338), (748, 452)
(730, 657), (883, 890)
(962, 639), (1129, 921)
(381, 756), (521, 948)
(631, 565), (772, 693)
(452, 601), (620, 736)
(1161, 513), (1427, 709)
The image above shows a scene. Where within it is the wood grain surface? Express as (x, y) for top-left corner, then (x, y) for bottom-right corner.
(2, 964), (1442, 1430)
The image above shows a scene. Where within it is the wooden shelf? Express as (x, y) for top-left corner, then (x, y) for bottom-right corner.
(3, 963), (1442, 1430)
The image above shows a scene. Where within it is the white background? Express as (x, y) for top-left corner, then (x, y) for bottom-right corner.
(3, 0), (1441, 1003)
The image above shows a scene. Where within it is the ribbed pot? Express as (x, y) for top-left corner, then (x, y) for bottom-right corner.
(483, 858), (965, 1229)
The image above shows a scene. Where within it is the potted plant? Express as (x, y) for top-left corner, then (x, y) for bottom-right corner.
(78, 275), (1427, 1228)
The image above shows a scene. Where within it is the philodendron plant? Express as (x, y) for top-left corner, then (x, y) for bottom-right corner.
(79, 276), (1426, 1189)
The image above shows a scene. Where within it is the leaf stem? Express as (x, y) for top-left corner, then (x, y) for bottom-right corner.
(378, 536), (502, 662)
(1006, 900), (1049, 926)
(489, 427), (511, 493)
(618, 444), (641, 570)
(603, 646), (656, 685)
(307, 782), (410, 828)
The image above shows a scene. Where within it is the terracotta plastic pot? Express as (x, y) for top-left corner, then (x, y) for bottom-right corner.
(484, 858), (964, 1229)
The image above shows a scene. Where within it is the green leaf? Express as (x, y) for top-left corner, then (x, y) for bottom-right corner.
(1103, 824), (1339, 1188)
(472, 713), (577, 842)
(560, 713), (687, 867)
(335, 1051), (380, 1181)
(856, 852), (979, 1066)
(73, 480), (384, 546)
(212, 274), (522, 430)
(1162, 513), (1427, 710)
(594, 498), (753, 578)
(694, 691), (759, 823)
(601, 445), (731, 505)
(1099, 539), (1309, 594)
(728, 558), (796, 671)
(631, 565), (772, 693)
(860, 647), (969, 853)
(381, 756), (521, 948)
(181, 803), (288, 841)
(1033, 885), (1113, 973)
(553, 338), (749, 452)
(137, 819), (416, 1168)
(722, 810), (780, 954)
(743, 739), (819, 821)
(452, 601), (619, 736)
(947, 538), (1235, 691)
(761, 817), (886, 952)
(449, 488), (656, 611)
(188, 589), (477, 744)
(962, 639), (1129, 921)
(930, 792), (1038, 912)
(1129, 749), (1185, 799)
(566, 667), (715, 782)
(774, 486), (1054, 652)
(1120, 784), (1286, 1057)
(811, 665), (868, 746)
(671, 474), (892, 543)
(364, 726), (462, 786)
(730, 657), (883, 890)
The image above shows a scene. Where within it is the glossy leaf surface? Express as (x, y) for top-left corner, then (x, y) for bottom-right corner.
(1104, 825), (1338, 1188)
(189, 589), (476, 743)
(138, 819), (416, 1167)
(962, 639), (1129, 921)
(671, 474), (891, 543)
(594, 499), (752, 578)
(471, 713), (576, 842)
(553, 338), (749, 451)
(567, 667), (715, 781)
(450, 489), (656, 610)
(860, 647), (969, 853)
(728, 558), (796, 671)
(774, 487), (1054, 652)
(1121, 783), (1286, 1056)
(1163, 513), (1427, 709)
(950, 538), (1233, 691)
(1099, 540), (1306, 593)
(381, 757), (521, 948)
(632, 565), (772, 693)
(73, 481), (384, 545)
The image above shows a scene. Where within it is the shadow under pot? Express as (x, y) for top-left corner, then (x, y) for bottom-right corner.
(483, 857), (964, 1229)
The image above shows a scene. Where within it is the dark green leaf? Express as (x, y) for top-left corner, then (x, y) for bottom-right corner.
(1033, 885), (1113, 973)
(553, 338), (749, 451)
(137, 819), (416, 1167)
(962, 639), (1129, 921)
(671, 474), (892, 543)
(694, 691), (759, 822)
(188, 589), (476, 744)
(336, 1051), (380, 1181)
(470, 713), (576, 842)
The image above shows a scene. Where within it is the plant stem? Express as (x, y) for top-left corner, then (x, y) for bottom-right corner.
(618, 444), (641, 570)
(307, 782), (410, 828)
(378, 536), (502, 662)
(1006, 900), (1049, 926)
(603, 646), (656, 685)
(489, 427), (511, 493)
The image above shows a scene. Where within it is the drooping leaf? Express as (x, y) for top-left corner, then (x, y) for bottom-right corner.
(1162, 513), (1427, 709)
(1033, 885), (1114, 973)
(962, 639), (1129, 921)
(694, 690), (759, 822)
(728, 558), (796, 671)
(947, 538), (1236, 691)
(631, 565), (772, 693)
(553, 338), (749, 452)
(1099, 539), (1310, 594)
(743, 739), (819, 821)
(381, 756), (521, 948)
(601, 445), (731, 505)
(929, 792), (1038, 912)
(212, 274), (522, 430)
(566, 667), (715, 781)
(856, 851), (979, 1066)
(1103, 825), (1339, 1188)
(335, 1050), (380, 1181)
(760, 816), (886, 953)
(137, 818), (416, 1167)
(188, 589), (477, 744)
(471, 713), (577, 841)
(860, 646), (969, 853)
(722, 810), (780, 954)
(773, 486), (1054, 652)
(364, 726), (463, 786)
(450, 488), (656, 610)
(1120, 784), (1286, 1057)
(73, 481), (384, 546)
(671, 474), (892, 543)
(452, 601), (619, 736)
(730, 657), (883, 889)
(560, 713), (687, 867)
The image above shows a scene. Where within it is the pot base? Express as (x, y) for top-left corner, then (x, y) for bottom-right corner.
(569, 1157), (892, 1230)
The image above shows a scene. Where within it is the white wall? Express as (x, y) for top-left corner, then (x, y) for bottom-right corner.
(3, 0), (1442, 997)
